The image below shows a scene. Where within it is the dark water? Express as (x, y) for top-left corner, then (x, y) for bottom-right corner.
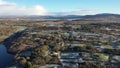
(0, 44), (14, 68)
(29, 18), (81, 21)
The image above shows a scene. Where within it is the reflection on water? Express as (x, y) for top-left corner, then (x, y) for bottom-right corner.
(0, 44), (14, 68)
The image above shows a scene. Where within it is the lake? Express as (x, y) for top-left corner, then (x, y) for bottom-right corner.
(0, 44), (14, 68)
(28, 18), (82, 21)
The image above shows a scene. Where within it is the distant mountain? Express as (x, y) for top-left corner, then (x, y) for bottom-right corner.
(80, 13), (120, 23)
(82, 13), (120, 19)
(1, 13), (120, 22)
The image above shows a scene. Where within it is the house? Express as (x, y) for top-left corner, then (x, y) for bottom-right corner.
(39, 64), (61, 68)
(66, 41), (85, 47)
(59, 52), (80, 68)
(62, 62), (79, 68)
(60, 52), (79, 59)
(111, 55), (120, 63)
(50, 51), (59, 56)
(112, 45), (120, 49)
(58, 42), (65, 46)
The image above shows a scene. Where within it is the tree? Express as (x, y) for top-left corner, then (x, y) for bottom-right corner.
(81, 24), (92, 31)
(45, 56), (52, 63)
(32, 57), (46, 65)
(25, 61), (33, 68)
(41, 45), (49, 51)
(19, 57), (27, 66)
(93, 53), (109, 62)
(73, 46), (81, 52)
(85, 45), (98, 53)
(54, 45), (61, 52)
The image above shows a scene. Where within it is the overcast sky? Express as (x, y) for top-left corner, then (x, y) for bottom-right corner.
(0, 0), (120, 16)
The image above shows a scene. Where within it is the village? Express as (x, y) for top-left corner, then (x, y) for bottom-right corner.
(3, 21), (119, 68)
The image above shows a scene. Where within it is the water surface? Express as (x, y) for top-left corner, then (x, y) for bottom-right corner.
(0, 44), (14, 68)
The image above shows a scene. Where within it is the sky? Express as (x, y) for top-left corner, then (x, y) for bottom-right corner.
(0, 0), (120, 16)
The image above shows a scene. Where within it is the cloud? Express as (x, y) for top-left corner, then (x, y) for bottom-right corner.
(0, 0), (99, 16)
(0, 0), (16, 6)
(0, 0), (47, 16)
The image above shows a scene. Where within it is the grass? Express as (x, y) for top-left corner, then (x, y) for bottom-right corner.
(0, 26), (26, 43)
